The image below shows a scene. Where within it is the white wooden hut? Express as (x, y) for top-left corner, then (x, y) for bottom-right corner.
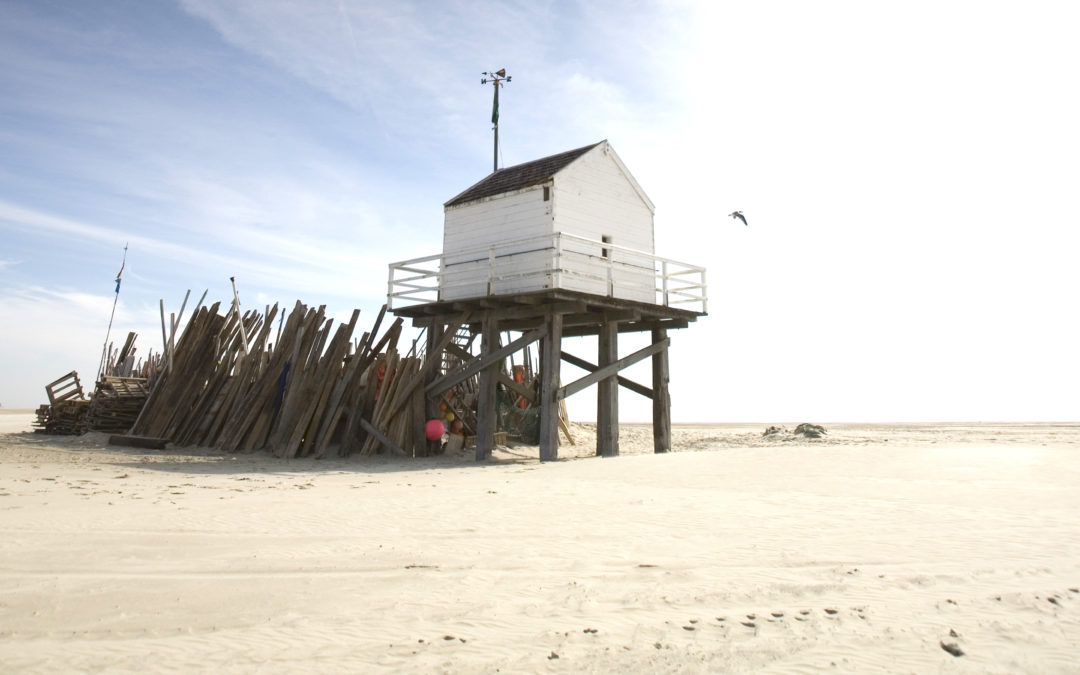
(440, 140), (657, 304)
(388, 141), (706, 462)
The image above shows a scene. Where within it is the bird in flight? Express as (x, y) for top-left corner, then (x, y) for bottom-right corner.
(728, 211), (748, 226)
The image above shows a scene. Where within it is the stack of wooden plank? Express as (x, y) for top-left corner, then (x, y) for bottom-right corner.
(128, 300), (415, 458)
(33, 371), (90, 435)
(86, 376), (150, 433)
(33, 400), (91, 435)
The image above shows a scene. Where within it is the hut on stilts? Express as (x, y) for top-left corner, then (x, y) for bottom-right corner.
(388, 140), (707, 461)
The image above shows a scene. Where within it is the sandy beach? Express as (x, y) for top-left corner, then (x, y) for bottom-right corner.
(1, 410), (1078, 673)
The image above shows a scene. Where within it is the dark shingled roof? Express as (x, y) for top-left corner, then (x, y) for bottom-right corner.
(444, 141), (603, 207)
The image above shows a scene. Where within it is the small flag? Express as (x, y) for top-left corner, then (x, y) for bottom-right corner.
(491, 98), (498, 125)
(115, 260), (124, 294)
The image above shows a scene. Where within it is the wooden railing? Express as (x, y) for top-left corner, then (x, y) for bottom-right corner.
(388, 233), (707, 314)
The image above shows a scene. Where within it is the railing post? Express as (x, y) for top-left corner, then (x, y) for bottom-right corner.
(662, 260), (669, 306)
(387, 264), (395, 310)
(437, 254), (445, 302)
(700, 267), (708, 314)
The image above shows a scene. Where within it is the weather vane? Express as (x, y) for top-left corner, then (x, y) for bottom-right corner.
(481, 69), (510, 173)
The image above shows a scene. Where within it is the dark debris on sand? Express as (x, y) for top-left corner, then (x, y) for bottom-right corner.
(762, 423), (828, 439)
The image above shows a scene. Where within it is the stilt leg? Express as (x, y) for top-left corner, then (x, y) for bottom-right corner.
(539, 313), (563, 461)
(652, 328), (671, 454)
(475, 316), (499, 460)
(597, 319), (619, 457)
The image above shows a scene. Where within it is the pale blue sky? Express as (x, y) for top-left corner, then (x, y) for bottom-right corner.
(1, 0), (1077, 422)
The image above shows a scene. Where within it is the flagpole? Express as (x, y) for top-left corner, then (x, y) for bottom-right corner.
(481, 69), (510, 173)
(97, 243), (128, 381)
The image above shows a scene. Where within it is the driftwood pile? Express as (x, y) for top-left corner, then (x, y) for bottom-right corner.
(127, 299), (428, 458)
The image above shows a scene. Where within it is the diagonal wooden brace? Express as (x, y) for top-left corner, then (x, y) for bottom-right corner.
(558, 337), (669, 401)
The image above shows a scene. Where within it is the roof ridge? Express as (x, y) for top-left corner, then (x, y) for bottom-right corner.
(444, 141), (605, 207)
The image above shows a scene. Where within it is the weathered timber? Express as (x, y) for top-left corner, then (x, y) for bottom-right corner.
(474, 315), (500, 460)
(538, 313), (563, 461)
(652, 327), (671, 454)
(359, 417), (405, 455)
(597, 319), (619, 457)
(108, 434), (169, 450)
(45, 371), (85, 406)
(560, 351), (652, 399)
(558, 337), (669, 401)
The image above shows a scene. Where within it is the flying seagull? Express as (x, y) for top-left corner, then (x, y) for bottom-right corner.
(728, 211), (748, 226)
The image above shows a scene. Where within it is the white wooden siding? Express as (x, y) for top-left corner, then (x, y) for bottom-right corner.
(443, 184), (552, 262)
(553, 145), (654, 253)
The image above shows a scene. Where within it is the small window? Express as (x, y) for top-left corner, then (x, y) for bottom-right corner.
(542, 186), (550, 201)
(602, 235), (611, 259)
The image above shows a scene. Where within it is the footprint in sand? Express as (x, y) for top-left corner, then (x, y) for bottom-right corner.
(824, 608), (838, 615)
(740, 621), (756, 628)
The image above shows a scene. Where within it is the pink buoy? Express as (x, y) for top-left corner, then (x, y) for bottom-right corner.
(425, 419), (445, 441)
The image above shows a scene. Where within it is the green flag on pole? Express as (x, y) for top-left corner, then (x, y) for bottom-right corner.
(491, 98), (499, 125)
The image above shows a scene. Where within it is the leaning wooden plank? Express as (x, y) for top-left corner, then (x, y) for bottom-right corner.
(228, 301), (307, 451)
(361, 352), (405, 455)
(268, 306), (327, 456)
(311, 350), (363, 458)
(266, 304), (324, 445)
(171, 308), (252, 446)
(358, 417), (405, 456)
(339, 365), (374, 457)
(184, 308), (254, 446)
(300, 310), (359, 455)
(283, 311), (357, 458)
(381, 312), (471, 429)
(133, 304), (222, 438)
(157, 309), (230, 441)
(358, 304), (387, 360)
(218, 301), (306, 452)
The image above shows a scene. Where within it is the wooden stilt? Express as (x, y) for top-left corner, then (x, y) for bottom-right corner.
(475, 315), (500, 460)
(597, 318), (619, 457)
(652, 327), (671, 453)
(539, 313), (563, 461)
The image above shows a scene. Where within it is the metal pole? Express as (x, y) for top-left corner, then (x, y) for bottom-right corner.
(493, 81), (499, 173)
(97, 243), (128, 380)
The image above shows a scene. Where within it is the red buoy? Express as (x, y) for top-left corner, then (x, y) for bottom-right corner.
(425, 419), (445, 441)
